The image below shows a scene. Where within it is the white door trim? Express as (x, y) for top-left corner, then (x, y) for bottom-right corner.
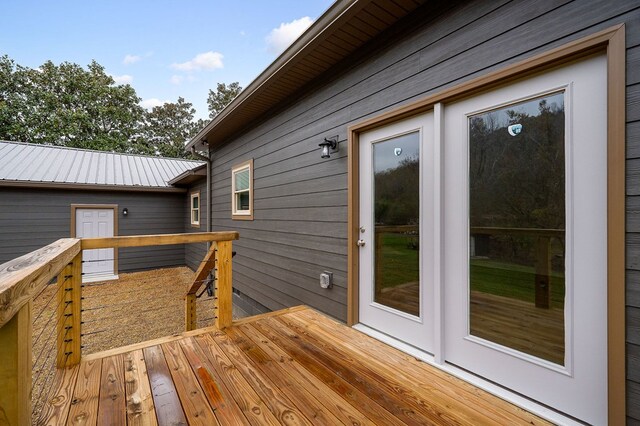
(347, 26), (626, 424)
(354, 55), (608, 424)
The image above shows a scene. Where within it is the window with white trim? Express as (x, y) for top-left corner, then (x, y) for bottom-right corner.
(190, 192), (200, 226)
(232, 159), (253, 220)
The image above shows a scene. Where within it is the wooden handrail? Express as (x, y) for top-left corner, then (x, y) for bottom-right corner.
(0, 238), (80, 425)
(81, 231), (239, 249)
(0, 238), (80, 328)
(0, 232), (239, 424)
(185, 244), (217, 331)
(375, 225), (418, 233)
(374, 224), (564, 238)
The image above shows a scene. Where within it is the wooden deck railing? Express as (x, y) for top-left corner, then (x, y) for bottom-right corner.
(0, 231), (238, 424)
(374, 225), (564, 308)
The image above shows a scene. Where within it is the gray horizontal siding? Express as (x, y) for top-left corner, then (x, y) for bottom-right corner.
(206, 0), (640, 418)
(0, 187), (186, 272)
(184, 178), (208, 271)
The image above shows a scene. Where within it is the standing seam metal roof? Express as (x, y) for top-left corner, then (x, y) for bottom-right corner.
(0, 141), (204, 189)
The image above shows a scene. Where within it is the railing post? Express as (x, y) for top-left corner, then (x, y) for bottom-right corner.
(215, 241), (233, 329)
(0, 301), (32, 425)
(534, 237), (551, 309)
(57, 252), (82, 368)
(185, 293), (197, 332)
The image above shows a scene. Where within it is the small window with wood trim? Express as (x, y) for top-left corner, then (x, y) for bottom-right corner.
(190, 192), (200, 226)
(232, 159), (253, 220)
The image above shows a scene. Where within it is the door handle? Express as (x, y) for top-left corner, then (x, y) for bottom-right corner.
(357, 239), (366, 247)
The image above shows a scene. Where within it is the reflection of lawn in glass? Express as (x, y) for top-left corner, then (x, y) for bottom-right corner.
(377, 233), (565, 309)
(377, 233), (419, 289)
(470, 259), (565, 309)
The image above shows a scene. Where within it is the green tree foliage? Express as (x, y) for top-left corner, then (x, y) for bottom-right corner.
(207, 82), (242, 119)
(134, 97), (201, 158)
(374, 156), (419, 226)
(469, 95), (566, 268)
(469, 96), (565, 230)
(0, 55), (240, 158)
(0, 56), (143, 152)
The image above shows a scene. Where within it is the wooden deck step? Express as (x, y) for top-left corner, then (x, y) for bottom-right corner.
(38, 306), (551, 425)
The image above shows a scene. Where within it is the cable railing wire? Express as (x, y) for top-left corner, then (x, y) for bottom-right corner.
(32, 276), (69, 325)
(79, 276), (214, 301)
(81, 303), (184, 327)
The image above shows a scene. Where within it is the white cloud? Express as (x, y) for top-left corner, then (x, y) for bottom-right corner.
(171, 51), (224, 72)
(140, 98), (170, 110)
(266, 16), (313, 55)
(170, 75), (184, 85)
(111, 74), (133, 85)
(123, 54), (141, 65)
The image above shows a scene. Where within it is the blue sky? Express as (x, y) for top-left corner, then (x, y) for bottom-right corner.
(0, 0), (333, 119)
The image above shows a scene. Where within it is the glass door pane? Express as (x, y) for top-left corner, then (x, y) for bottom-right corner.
(468, 92), (565, 365)
(372, 132), (420, 316)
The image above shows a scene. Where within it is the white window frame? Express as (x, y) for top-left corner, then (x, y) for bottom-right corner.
(232, 159), (253, 220)
(190, 192), (200, 227)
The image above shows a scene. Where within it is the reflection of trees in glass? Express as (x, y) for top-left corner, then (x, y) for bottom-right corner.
(470, 96), (565, 270)
(470, 97), (565, 230)
(375, 155), (419, 225)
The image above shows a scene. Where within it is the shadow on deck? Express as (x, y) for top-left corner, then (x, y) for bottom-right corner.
(39, 306), (549, 425)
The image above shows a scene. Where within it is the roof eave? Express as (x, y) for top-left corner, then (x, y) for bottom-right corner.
(167, 164), (207, 185)
(186, 0), (362, 151)
(0, 180), (189, 193)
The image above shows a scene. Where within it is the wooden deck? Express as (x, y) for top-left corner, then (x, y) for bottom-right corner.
(377, 282), (564, 365)
(38, 306), (550, 425)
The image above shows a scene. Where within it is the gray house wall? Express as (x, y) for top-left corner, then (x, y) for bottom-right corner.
(0, 187), (186, 271)
(205, 0), (640, 420)
(184, 178), (208, 271)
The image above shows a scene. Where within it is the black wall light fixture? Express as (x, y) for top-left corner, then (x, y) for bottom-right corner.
(319, 136), (339, 159)
(122, 208), (128, 216)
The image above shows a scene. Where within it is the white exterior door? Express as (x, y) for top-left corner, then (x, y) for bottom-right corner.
(75, 208), (116, 282)
(442, 55), (607, 424)
(358, 112), (434, 352)
(356, 54), (607, 424)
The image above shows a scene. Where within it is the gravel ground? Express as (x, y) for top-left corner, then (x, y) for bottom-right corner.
(31, 266), (247, 421)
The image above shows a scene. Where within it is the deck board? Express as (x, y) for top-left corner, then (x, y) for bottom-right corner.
(123, 350), (157, 426)
(162, 340), (219, 425)
(144, 345), (187, 426)
(179, 337), (250, 426)
(236, 323), (373, 425)
(67, 358), (101, 425)
(207, 331), (313, 425)
(98, 355), (126, 426)
(191, 334), (281, 425)
(41, 306), (551, 425)
(226, 326), (342, 424)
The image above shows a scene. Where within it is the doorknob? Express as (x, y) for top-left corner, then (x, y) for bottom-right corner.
(357, 239), (366, 247)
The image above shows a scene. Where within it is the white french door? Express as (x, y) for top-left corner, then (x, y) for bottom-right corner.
(358, 112), (434, 352)
(443, 54), (607, 424)
(357, 54), (607, 424)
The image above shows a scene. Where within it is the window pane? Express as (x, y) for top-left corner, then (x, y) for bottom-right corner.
(192, 196), (199, 209)
(234, 169), (250, 191)
(192, 210), (199, 223)
(372, 132), (420, 316)
(469, 92), (565, 365)
(236, 191), (250, 211)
